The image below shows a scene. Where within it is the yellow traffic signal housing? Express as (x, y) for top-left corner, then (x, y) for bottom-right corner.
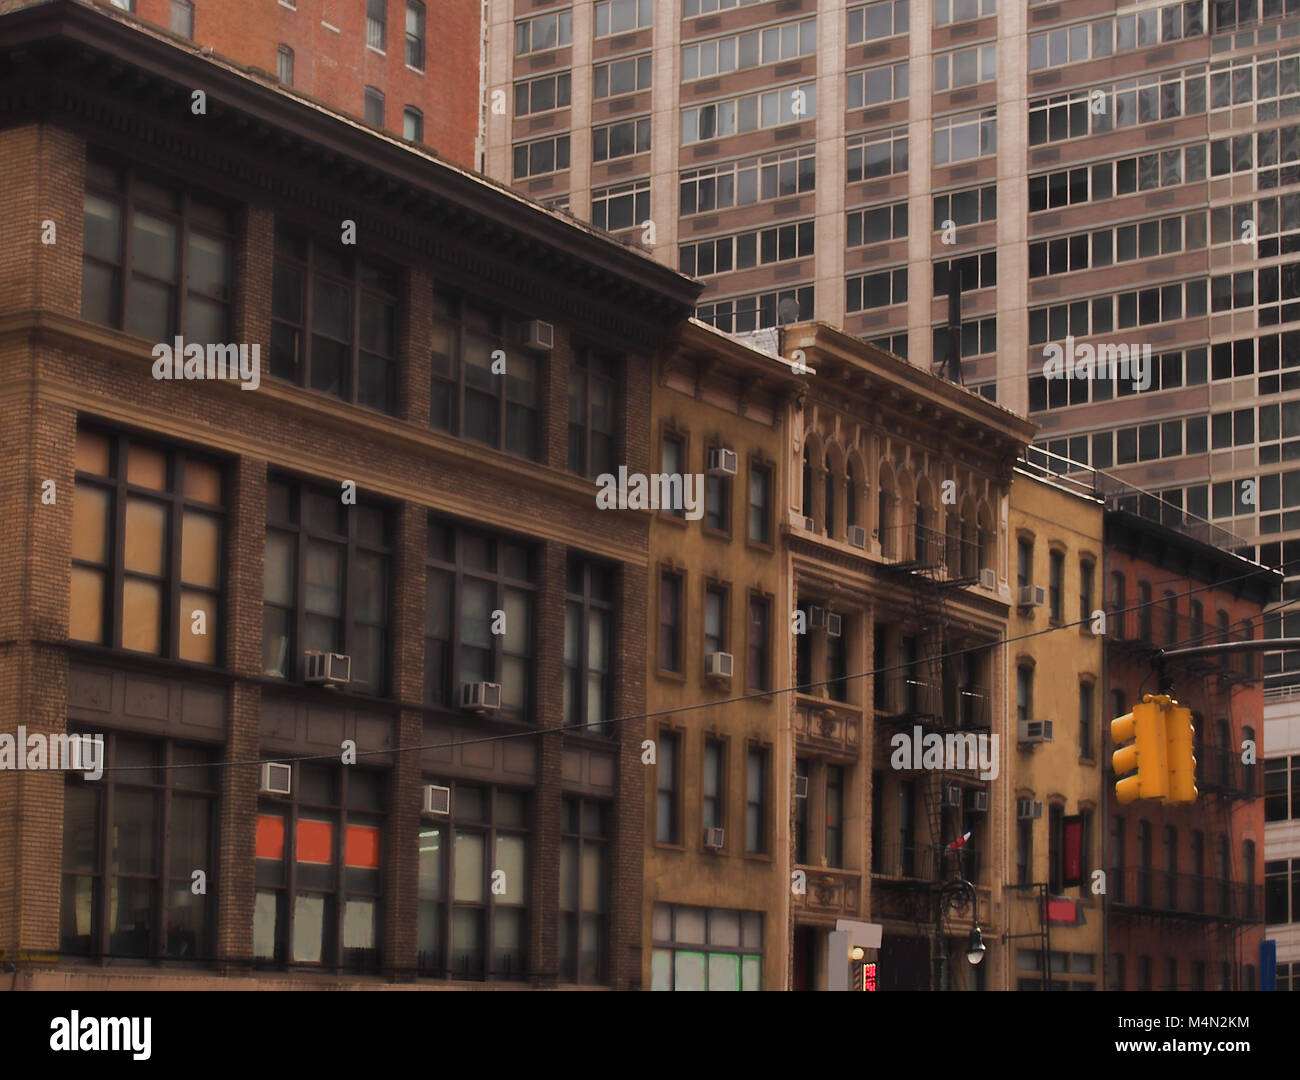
(1164, 701), (1198, 804)
(1111, 697), (1168, 803)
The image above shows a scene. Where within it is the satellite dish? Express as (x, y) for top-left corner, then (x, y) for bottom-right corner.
(777, 297), (800, 326)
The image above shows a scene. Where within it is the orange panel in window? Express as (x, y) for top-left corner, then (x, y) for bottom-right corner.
(126, 443), (168, 490)
(75, 430), (111, 476)
(296, 819), (334, 864)
(72, 484), (110, 564)
(178, 590), (217, 664)
(124, 498), (167, 575)
(121, 578), (162, 653)
(345, 824), (381, 869)
(255, 814), (285, 860)
(181, 512), (220, 588)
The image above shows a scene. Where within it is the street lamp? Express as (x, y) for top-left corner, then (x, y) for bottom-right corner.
(934, 878), (981, 990)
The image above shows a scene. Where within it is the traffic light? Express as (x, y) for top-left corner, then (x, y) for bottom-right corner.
(1111, 695), (1168, 803)
(1164, 700), (1198, 804)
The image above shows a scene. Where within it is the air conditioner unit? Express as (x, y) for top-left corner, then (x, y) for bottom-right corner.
(1018, 585), (1046, 608)
(703, 827), (726, 850)
(979, 568), (996, 590)
(304, 650), (351, 687)
(794, 775), (809, 799)
(943, 782), (962, 807)
(1018, 718), (1054, 745)
(966, 789), (989, 813)
(826, 613), (843, 638)
(520, 319), (554, 352)
(260, 761), (292, 796)
(849, 525), (868, 549)
(1017, 798), (1044, 820)
(707, 447), (739, 476)
(809, 605), (827, 629)
(423, 784), (452, 815)
(705, 651), (734, 678)
(460, 681), (502, 712)
(803, 516), (816, 532)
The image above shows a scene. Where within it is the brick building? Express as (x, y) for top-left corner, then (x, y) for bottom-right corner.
(1103, 503), (1277, 990)
(0, 0), (485, 170)
(0, 0), (699, 988)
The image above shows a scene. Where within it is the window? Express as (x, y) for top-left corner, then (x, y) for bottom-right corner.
(517, 72), (573, 117)
(748, 463), (772, 544)
(680, 220), (815, 277)
(270, 225), (399, 413)
(746, 746), (768, 854)
(1138, 581), (1153, 641)
(424, 520), (535, 717)
(1111, 815), (1126, 903)
(277, 45), (294, 86)
(82, 158), (233, 342)
(512, 134), (571, 179)
(846, 62), (910, 108)
(1266, 755), (1299, 821)
(1079, 559), (1094, 623)
(415, 781), (529, 980)
(592, 179), (650, 232)
(1079, 681), (1094, 758)
(681, 83), (817, 145)
(559, 797), (609, 984)
(933, 108), (997, 166)
(795, 759), (811, 864)
(406, 1), (426, 69)
(704, 453), (732, 533)
(1016, 665), (1033, 728)
(567, 350), (619, 477)
(681, 147), (815, 215)
(661, 433), (686, 520)
(704, 585), (727, 656)
(255, 762), (384, 971)
(565, 559), (614, 735)
(934, 44), (996, 91)
(1110, 572), (1126, 638)
(847, 128), (908, 182)
(935, 0), (994, 25)
(403, 107), (424, 142)
(1016, 816), (1033, 885)
(825, 765), (844, 867)
(364, 86), (385, 126)
(657, 730), (681, 843)
(848, 203), (908, 248)
(263, 479), (389, 693)
(429, 293), (540, 458)
(595, 54), (652, 99)
(595, 0), (652, 36)
(515, 10), (573, 55)
(1049, 550), (1064, 620)
(650, 904), (762, 990)
(848, 0), (909, 43)
(702, 739), (726, 834)
(1017, 538), (1033, 589)
(71, 429), (223, 662)
(61, 735), (215, 960)
(660, 571), (683, 672)
(1266, 858), (1300, 924)
(366, 0), (387, 50)
(747, 594), (770, 691)
(170, 0), (194, 38)
(1048, 804), (1065, 893)
(845, 267), (908, 313)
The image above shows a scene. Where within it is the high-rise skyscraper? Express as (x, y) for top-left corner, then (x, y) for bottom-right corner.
(483, 0), (1300, 686)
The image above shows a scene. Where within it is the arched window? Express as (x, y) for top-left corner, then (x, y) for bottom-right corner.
(824, 452), (836, 538)
(802, 445), (812, 520)
(846, 460), (858, 530)
(878, 466), (894, 557)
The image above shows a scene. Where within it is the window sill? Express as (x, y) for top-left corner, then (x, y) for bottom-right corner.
(701, 525), (733, 542)
(744, 538), (775, 555)
(366, 45), (387, 57)
(406, 64), (426, 76)
(657, 667), (687, 684)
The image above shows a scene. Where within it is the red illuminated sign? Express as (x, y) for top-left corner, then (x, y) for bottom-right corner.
(860, 962), (877, 991)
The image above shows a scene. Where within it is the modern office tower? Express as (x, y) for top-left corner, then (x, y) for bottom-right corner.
(482, 0), (1300, 687)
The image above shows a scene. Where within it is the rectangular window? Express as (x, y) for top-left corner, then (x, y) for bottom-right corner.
(1049, 550), (1065, 620)
(516, 72), (573, 117)
(747, 594), (770, 692)
(704, 585), (727, 657)
(512, 134), (571, 179)
(934, 44), (996, 91)
(424, 519), (535, 718)
(270, 224), (399, 413)
(366, 0), (387, 50)
(255, 762), (384, 972)
(661, 433), (685, 519)
(591, 179), (650, 232)
(429, 293), (539, 458)
(406, 1), (426, 70)
(61, 735), (215, 961)
(746, 746), (768, 854)
(825, 765), (844, 866)
(933, 108), (997, 166)
(82, 158), (233, 342)
(567, 350), (620, 477)
(660, 571), (683, 673)
(747, 462), (772, 544)
(364, 86), (385, 127)
(935, 0), (995, 25)
(277, 45), (295, 86)
(565, 559), (614, 735)
(71, 429), (224, 663)
(559, 797), (609, 984)
(170, 0), (194, 38)
(596, 0), (652, 35)
(415, 781), (528, 981)
(1079, 559), (1094, 623)
(516, 10), (573, 54)
(403, 107), (424, 142)
(705, 451), (732, 532)
(657, 730), (681, 844)
(846, 62), (910, 108)
(681, 83), (817, 145)
(264, 479), (390, 694)
(1016, 817), (1033, 885)
(848, 0), (909, 43)
(650, 903), (762, 990)
(595, 54), (652, 99)
(846, 128), (908, 182)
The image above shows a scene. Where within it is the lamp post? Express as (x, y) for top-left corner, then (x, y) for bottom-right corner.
(933, 878), (984, 991)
